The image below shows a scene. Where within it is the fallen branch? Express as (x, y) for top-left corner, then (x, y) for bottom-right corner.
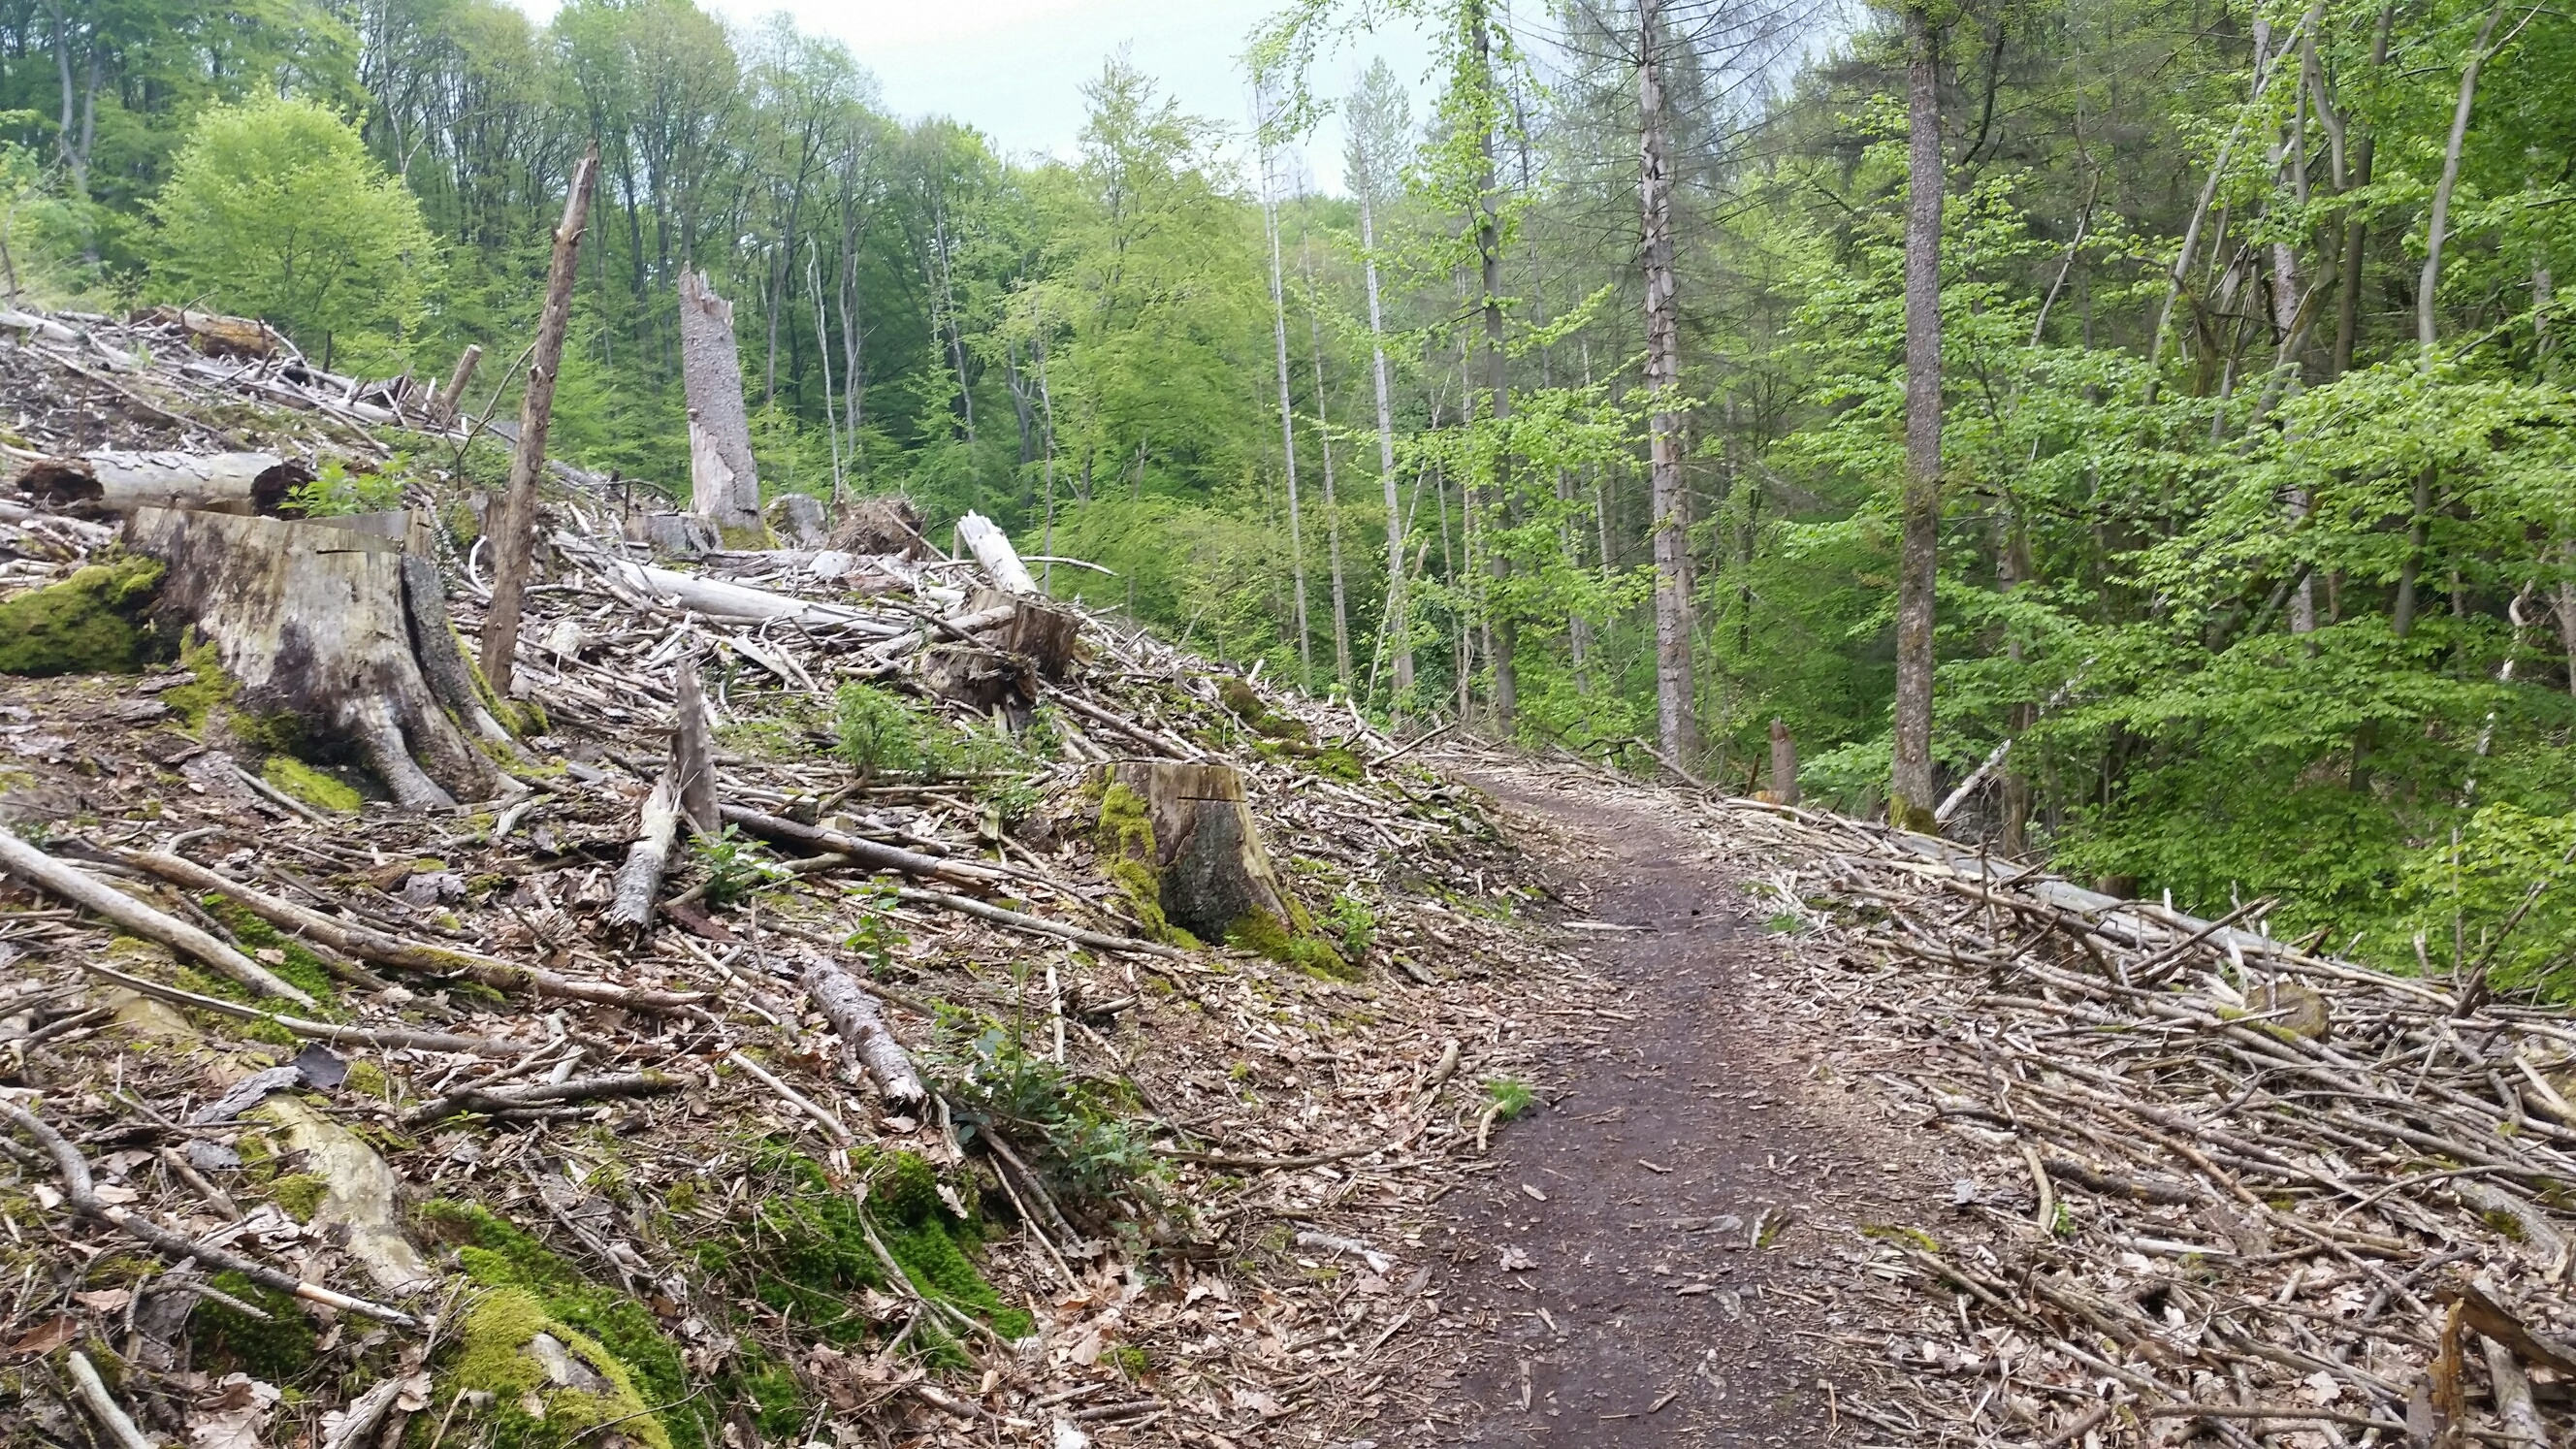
(401, 1072), (681, 1127)
(64, 1350), (162, 1449)
(80, 959), (537, 1057)
(890, 885), (1185, 959)
(801, 954), (926, 1105)
(0, 831), (314, 1007)
(720, 804), (1008, 891)
(2, 1103), (423, 1330)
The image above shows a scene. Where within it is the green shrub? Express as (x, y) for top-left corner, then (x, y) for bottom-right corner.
(832, 682), (927, 781)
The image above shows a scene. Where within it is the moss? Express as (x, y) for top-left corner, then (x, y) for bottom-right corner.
(261, 755), (361, 814)
(188, 1271), (316, 1380)
(452, 1287), (672, 1449)
(0, 556), (165, 676)
(267, 1173), (330, 1221)
(418, 1202), (692, 1449)
(1095, 783), (1196, 947)
(200, 899), (339, 1006)
(464, 640), (547, 738)
(1214, 676), (1308, 742)
(161, 631), (239, 732)
(716, 523), (774, 551)
(344, 1060), (391, 1100)
(1225, 908), (1350, 979)
(884, 1216), (1034, 1339)
(1313, 747), (1365, 782)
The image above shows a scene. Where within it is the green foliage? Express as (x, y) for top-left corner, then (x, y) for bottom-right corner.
(930, 1015), (1159, 1213)
(188, 1272), (316, 1381)
(146, 96), (436, 371)
(0, 557), (165, 676)
(1483, 1078), (1534, 1121)
(695, 824), (789, 909)
(260, 755), (361, 815)
(280, 459), (406, 518)
(832, 682), (928, 780)
(1324, 891), (1376, 960)
(840, 884), (906, 977)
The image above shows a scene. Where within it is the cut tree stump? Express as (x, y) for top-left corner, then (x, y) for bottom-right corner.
(1090, 759), (1304, 949)
(125, 506), (506, 809)
(678, 271), (763, 540)
(17, 450), (310, 517)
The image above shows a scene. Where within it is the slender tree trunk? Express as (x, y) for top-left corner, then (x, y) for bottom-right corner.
(1360, 188), (1412, 701)
(1303, 240), (1354, 690)
(2331, 8), (2396, 378)
(1260, 144), (1312, 681)
(1639, 0), (1700, 765)
(1035, 327), (1060, 593)
(1890, 3), (1946, 830)
(1471, 3), (1516, 725)
(480, 143), (599, 704)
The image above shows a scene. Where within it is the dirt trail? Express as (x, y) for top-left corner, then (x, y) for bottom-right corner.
(1361, 768), (1953, 1447)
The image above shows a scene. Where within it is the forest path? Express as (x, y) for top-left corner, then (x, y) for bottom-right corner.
(1352, 765), (1949, 1448)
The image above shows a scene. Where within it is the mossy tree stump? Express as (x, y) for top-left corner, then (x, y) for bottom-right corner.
(127, 505), (505, 809)
(1090, 759), (1309, 951)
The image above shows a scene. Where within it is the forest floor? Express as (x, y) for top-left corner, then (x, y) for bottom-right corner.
(1344, 760), (1980, 1449)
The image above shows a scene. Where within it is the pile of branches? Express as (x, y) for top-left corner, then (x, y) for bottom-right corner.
(1687, 792), (2576, 1446)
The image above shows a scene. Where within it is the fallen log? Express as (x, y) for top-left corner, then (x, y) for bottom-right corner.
(120, 850), (704, 1012)
(608, 769), (682, 934)
(801, 954), (926, 1105)
(125, 506), (505, 807)
(401, 1072), (681, 1127)
(132, 306), (284, 360)
(0, 832), (313, 1006)
(583, 544), (902, 633)
(955, 510), (1037, 595)
(16, 450), (309, 517)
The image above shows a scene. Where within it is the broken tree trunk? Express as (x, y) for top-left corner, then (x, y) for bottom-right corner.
(479, 141), (598, 705)
(607, 770), (680, 935)
(133, 306), (284, 360)
(126, 506), (506, 808)
(767, 493), (828, 547)
(1091, 759), (1304, 948)
(16, 450), (308, 517)
(678, 270), (763, 541)
(801, 954), (925, 1105)
(672, 656), (718, 836)
(955, 510), (1038, 594)
(1764, 719), (1799, 806)
(433, 343), (483, 422)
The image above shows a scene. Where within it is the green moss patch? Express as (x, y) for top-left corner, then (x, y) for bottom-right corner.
(1215, 676), (1309, 742)
(453, 1287), (672, 1449)
(0, 556), (166, 676)
(260, 755), (362, 813)
(199, 897), (339, 1005)
(1094, 782), (1197, 948)
(266, 1172), (329, 1221)
(161, 631), (238, 731)
(188, 1271), (317, 1381)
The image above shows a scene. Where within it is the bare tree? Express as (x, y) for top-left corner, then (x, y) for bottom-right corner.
(1640, 0), (1700, 765)
(1347, 63), (1415, 704)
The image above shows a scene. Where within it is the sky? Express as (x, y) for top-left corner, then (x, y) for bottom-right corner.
(505, 0), (1442, 195)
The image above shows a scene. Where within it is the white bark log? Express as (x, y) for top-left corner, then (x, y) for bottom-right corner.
(607, 771), (680, 933)
(802, 954), (925, 1104)
(584, 544), (902, 633)
(18, 450), (299, 516)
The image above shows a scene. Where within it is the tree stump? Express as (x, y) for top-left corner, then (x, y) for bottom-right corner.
(125, 506), (505, 809)
(1090, 760), (1304, 950)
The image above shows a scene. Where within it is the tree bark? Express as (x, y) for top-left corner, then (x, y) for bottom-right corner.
(434, 344), (482, 422)
(2330, 8), (2397, 377)
(2419, 0), (2509, 351)
(1304, 242), (1355, 690)
(17, 450), (306, 517)
(1891, 3), (1947, 831)
(1640, 0), (1700, 767)
(678, 269), (764, 540)
(1471, 2), (1515, 725)
(1360, 186), (1412, 702)
(1765, 720), (1799, 806)
(1093, 760), (1302, 948)
(801, 955), (925, 1105)
(1259, 133), (1313, 682)
(955, 510), (1038, 595)
(479, 143), (597, 704)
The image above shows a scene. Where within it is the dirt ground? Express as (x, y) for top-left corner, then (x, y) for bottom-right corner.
(1344, 766), (1968, 1448)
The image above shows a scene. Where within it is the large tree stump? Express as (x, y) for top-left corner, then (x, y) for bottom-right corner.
(677, 271), (762, 541)
(125, 506), (505, 809)
(1090, 760), (1305, 950)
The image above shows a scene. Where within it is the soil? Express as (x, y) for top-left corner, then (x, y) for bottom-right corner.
(1354, 766), (1967, 1448)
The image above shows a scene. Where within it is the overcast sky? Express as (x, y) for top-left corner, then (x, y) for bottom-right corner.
(504, 0), (1441, 195)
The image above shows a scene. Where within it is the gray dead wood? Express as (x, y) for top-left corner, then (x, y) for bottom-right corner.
(954, 509), (1037, 594)
(1091, 759), (1299, 945)
(672, 656), (718, 836)
(16, 449), (307, 516)
(801, 954), (926, 1104)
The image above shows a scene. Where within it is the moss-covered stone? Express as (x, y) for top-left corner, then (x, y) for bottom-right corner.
(266, 1172), (329, 1221)
(453, 1288), (672, 1449)
(0, 556), (166, 676)
(260, 755), (361, 814)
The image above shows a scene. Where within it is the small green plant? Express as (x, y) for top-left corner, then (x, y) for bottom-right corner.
(697, 825), (789, 908)
(282, 458), (406, 518)
(1764, 912), (1804, 935)
(1325, 892), (1376, 960)
(842, 883), (906, 977)
(832, 682), (927, 782)
(931, 1016), (1159, 1212)
(1484, 1077), (1535, 1121)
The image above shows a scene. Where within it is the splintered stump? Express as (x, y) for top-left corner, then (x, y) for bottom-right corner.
(1091, 760), (1301, 949)
(126, 506), (505, 809)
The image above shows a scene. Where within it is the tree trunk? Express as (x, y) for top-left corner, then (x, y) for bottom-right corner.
(128, 507), (505, 809)
(1360, 188), (1412, 702)
(1472, 1), (1515, 725)
(1303, 242), (1354, 691)
(955, 510), (1038, 595)
(1092, 760), (1304, 949)
(1765, 720), (1799, 806)
(678, 269), (764, 541)
(1890, 3), (1946, 832)
(433, 344), (482, 422)
(2331, 8), (2397, 377)
(2419, 0), (2509, 351)
(1259, 138), (1313, 683)
(1639, 0), (1700, 767)
(479, 143), (597, 705)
